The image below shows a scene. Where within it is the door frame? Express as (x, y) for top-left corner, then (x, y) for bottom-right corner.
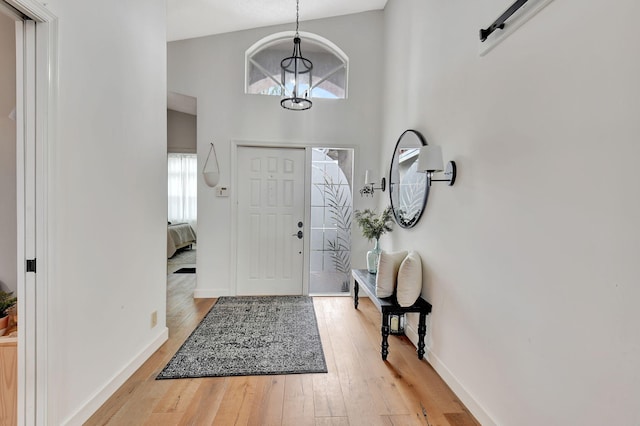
(230, 141), (312, 296)
(7, 0), (57, 423)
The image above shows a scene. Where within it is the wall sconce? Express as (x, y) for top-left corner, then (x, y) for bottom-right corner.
(360, 169), (386, 197)
(417, 145), (457, 186)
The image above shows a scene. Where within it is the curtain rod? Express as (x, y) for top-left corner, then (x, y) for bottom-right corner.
(480, 0), (529, 42)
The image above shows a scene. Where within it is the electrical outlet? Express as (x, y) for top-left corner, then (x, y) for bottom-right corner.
(151, 311), (158, 328)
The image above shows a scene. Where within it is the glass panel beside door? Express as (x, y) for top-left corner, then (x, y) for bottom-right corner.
(309, 148), (353, 294)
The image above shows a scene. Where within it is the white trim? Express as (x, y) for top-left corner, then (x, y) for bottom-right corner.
(229, 139), (238, 296)
(18, 18), (39, 426)
(60, 328), (169, 426)
(403, 320), (497, 425)
(302, 147), (312, 296)
(6, 0), (53, 22)
(13, 16), (27, 426)
(36, 15), (57, 426)
(426, 350), (497, 426)
(229, 140), (311, 297)
(8, 0), (58, 423)
(245, 31), (348, 63)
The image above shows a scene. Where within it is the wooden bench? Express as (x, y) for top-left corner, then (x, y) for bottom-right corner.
(352, 269), (432, 361)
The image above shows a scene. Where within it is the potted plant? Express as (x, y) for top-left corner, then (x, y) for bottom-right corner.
(354, 206), (393, 273)
(0, 290), (17, 336)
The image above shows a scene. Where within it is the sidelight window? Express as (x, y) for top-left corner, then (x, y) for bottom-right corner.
(310, 148), (353, 294)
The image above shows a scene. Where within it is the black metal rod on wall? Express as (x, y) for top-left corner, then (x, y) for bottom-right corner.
(480, 0), (529, 42)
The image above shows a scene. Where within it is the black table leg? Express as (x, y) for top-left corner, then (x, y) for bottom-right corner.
(381, 312), (390, 360)
(353, 280), (359, 309)
(417, 312), (427, 360)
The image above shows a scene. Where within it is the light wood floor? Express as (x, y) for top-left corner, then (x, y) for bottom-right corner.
(85, 274), (478, 426)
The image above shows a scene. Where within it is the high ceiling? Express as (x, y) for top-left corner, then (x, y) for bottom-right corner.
(167, 0), (388, 42)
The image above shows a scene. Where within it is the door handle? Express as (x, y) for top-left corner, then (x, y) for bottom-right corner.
(292, 230), (303, 239)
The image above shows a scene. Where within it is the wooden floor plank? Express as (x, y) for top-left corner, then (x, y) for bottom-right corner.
(246, 375), (285, 425)
(151, 378), (200, 414)
(314, 417), (350, 426)
(211, 376), (259, 426)
(177, 378), (227, 426)
(282, 375), (315, 426)
(329, 312), (402, 424)
(143, 412), (184, 426)
(312, 301), (349, 419)
(351, 296), (475, 425)
(443, 412), (480, 426)
(101, 380), (173, 426)
(84, 278), (478, 426)
(383, 414), (425, 425)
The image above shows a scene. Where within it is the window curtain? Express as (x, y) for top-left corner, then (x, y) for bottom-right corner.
(168, 153), (197, 229)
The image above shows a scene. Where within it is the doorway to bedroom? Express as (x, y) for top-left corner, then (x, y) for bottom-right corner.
(167, 92), (197, 274)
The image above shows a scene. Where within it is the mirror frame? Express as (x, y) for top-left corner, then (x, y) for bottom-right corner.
(388, 129), (429, 228)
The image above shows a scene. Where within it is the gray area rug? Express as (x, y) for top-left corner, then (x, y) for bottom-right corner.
(157, 296), (328, 379)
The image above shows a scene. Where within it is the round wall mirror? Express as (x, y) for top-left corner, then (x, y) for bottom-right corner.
(389, 129), (429, 228)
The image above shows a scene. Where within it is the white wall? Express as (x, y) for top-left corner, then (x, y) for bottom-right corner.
(167, 109), (196, 153)
(382, 0), (640, 424)
(167, 11), (384, 297)
(0, 12), (16, 294)
(40, 0), (168, 423)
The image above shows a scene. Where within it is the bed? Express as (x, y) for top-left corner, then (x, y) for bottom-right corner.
(167, 223), (197, 258)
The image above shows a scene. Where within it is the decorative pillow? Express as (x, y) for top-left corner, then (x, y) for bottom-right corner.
(397, 251), (423, 307)
(375, 250), (408, 298)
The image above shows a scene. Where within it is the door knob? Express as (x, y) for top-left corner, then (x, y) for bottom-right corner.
(292, 230), (303, 239)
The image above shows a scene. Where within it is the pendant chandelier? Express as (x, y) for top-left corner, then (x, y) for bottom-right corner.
(280, 0), (313, 110)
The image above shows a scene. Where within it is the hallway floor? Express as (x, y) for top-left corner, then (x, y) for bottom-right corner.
(86, 274), (478, 425)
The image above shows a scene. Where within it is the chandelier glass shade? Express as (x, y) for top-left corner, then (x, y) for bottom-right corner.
(280, 0), (313, 110)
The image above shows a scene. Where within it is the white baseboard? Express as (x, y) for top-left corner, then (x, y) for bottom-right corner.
(193, 288), (228, 298)
(404, 323), (496, 426)
(61, 327), (169, 426)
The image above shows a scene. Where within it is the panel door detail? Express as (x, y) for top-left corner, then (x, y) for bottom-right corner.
(236, 147), (305, 295)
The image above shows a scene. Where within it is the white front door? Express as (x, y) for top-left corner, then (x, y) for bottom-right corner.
(236, 146), (305, 295)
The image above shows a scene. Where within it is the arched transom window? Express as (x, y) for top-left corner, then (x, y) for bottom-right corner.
(245, 31), (348, 100)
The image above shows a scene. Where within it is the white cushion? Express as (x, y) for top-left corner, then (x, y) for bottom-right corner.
(397, 251), (422, 307)
(375, 250), (408, 298)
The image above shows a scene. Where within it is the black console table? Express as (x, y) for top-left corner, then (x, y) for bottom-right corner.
(352, 269), (432, 361)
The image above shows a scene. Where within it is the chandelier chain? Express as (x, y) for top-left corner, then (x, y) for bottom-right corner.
(295, 0), (300, 35)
